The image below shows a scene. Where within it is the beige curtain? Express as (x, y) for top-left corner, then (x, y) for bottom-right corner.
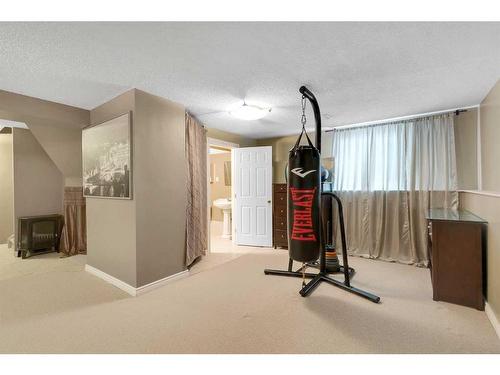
(60, 186), (87, 256)
(185, 113), (208, 267)
(332, 114), (457, 266)
(334, 190), (455, 266)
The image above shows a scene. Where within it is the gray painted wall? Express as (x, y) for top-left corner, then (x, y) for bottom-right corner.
(480, 80), (500, 191)
(12, 128), (64, 243)
(454, 108), (478, 190)
(27, 118), (84, 187)
(86, 90), (137, 287)
(0, 89), (88, 128)
(0, 89), (90, 188)
(86, 89), (187, 288)
(0, 131), (14, 243)
(134, 90), (186, 286)
(460, 79), (500, 325)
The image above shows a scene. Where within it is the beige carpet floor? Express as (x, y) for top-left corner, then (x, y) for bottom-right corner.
(0, 244), (499, 353)
(0, 244), (87, 281)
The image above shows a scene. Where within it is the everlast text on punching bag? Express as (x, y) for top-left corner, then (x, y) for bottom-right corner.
(287, 129), (321, 263)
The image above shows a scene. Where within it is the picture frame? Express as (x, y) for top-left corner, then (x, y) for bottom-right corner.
(82, 112), (133, 199)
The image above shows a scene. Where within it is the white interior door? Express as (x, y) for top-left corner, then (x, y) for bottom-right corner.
(233, 146), (273, 247)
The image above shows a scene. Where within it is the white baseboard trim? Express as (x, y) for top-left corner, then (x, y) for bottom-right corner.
(136, 269), (189, 296)
(85, 264), (189, 297)
(485, 302), (500, 340)
(85, 264), (137, 296)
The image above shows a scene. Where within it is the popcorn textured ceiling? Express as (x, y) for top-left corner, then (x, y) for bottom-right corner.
(0, 22), (499, 138)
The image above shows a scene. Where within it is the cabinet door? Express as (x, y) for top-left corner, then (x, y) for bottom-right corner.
(433, 221), (483, 310)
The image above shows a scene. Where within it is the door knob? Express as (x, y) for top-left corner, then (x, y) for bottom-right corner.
(267, 200), (271, 203)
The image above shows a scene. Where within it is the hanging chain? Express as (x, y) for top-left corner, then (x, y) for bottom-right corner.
(301, 95), (307, 129)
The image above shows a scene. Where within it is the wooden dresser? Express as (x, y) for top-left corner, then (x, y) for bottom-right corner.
(273, 183), (288, 248)
(426, 208), (487, 310)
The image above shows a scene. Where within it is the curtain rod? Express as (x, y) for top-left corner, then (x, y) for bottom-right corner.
(186, 110), (207, 128)
(324, 105), (479, 132)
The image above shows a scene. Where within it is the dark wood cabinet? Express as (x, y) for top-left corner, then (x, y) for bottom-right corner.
(426, 209), (487, 310)
(273, 183), (288, 248)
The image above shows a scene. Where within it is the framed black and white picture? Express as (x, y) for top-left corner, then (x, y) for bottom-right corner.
(82, 112), (132, 199)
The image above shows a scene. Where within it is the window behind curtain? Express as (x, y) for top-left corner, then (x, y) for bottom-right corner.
(331, 115), (457, 192)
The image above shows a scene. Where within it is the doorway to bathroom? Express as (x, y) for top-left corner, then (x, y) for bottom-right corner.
(207, 138), (238, 254)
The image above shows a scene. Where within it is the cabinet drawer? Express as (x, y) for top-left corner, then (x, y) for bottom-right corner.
(274, 217), (287, 230)
(274, 184), (287, 193)
(274, 229), (288, 246)
(274, 192), (287, 206)
(275, 206), (287, 218)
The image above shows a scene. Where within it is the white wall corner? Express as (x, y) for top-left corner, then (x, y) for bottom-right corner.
(485, 302), (500, 340)
(85, 264), (189, 297)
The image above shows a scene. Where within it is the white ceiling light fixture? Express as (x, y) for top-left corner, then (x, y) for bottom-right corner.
(229, 102), (272, 121)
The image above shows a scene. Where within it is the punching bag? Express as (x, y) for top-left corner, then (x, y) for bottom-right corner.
(287, 128), (321, 263)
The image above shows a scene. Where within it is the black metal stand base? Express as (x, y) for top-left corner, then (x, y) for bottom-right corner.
(299, 272), (380, 302)
(264, 258), (315, 278)
(264, 259), (378, 302)
(264, 191), (381, 304)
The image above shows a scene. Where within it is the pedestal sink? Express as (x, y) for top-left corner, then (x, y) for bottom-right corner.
(213, 198), (232, 239)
